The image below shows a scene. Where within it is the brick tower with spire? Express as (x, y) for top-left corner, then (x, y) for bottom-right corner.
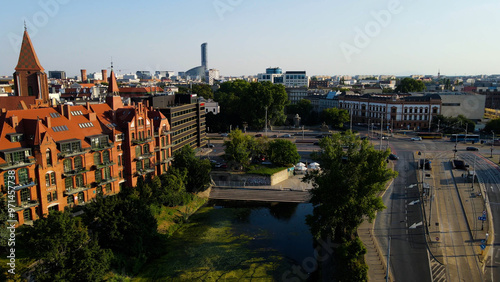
(13, 25), (49, 104)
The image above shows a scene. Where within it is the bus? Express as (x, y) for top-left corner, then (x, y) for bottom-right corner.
(418, 132), (443, 139)
(449, 134), (480, 143)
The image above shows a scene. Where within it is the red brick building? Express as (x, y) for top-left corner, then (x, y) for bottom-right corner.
(0, 29), (172, 225)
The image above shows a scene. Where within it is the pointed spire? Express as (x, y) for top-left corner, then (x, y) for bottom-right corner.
(33, 118), (46, 146)
(107, 65), (119, 96)
(15, 27), (44, 72)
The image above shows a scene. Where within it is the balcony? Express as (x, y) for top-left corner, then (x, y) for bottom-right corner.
(161, 144), (173, 150)
(13, 199), (39, 212)
(0, 158), (36, 171)
(10, 178), (37, 191)
(95, 161), (115, 169)
(96, 177), (118, 186)
(161, 131), (171, 136)
(64, 185), (91, 196)
(57, 149), (88, 159)
(134, 153), (153, 161)
(63, 167), (88, 177)
(154, 146), (160, 152)
(132, 137), (152, 145)
(135, 168), (155, 176)
(161, 157), (174, 164)
(90, 143), (114, 152)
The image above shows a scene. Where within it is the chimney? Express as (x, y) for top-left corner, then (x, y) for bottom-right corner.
(81, 69), (87, 82)
(88, 112), (97, 122)
(11, 115), (19, 128)
(63, 104), (71, 120)
(45, 116), (52, 128)
(102, 69), (108, 83)
(86, 102), (91, 111)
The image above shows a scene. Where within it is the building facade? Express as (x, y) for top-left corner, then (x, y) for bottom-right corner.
(338, 94), (442, 131)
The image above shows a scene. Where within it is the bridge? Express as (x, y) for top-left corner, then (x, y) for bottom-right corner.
(209, 186), (311, 203)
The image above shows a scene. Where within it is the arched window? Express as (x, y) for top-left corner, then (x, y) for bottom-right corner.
(65, 178), (73, 190)
(20, 188), (30, 202)
(46, 149), (52, 166)
(74, 156), (83, 169)
(95, 170), (102, 182)
(103, 150), (110, 163)
(75, 174), (84, 187)
(63, 159), (72, 173)
(94, 153), (101, 166)
(50, 172), (56, 186)
(45, 173), (50, 187)
(135, 146), (141, 158)
(18, 168), (29, 184)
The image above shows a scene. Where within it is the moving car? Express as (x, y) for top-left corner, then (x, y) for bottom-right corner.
(388, 154), (399, 160)
(466, 146), (479, 151)
(411, 137), (422, 141)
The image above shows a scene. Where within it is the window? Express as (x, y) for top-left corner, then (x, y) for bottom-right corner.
(103, 167), (111, 180)
(63, 159), (72, 173)
(118, 155), (122, 166)
(95, 170), (102, 182)
(144, 159), (150, 169)
(67, 195), (74, 205)
(94, 153), (101, 166)
(18, 168), (28, 184)
(136, 160), (142, 171)
(47, 193), (52, 202)
(131, 132), (135, 139)
(5, 150), (30, 164)
(135, 146), (141, 158)
(78, 192), (84, 203)
(144, 144), (150, 154)
(105, 183), (111, 193)
(3, 173), (8, 190)
(103, 150), (110, 163)
(65, 178), (72, 190)
(23, 209), (32, 221)
(75, 174), (84, 187)
(119, 171), (122, 179)
(74, 156), (83, 169)
(50, 173), (56, 186)
(46, 149), (52, 166)
(90, 135), (109, 149)
(45, 174), (50, 187)
(52, 192), (57, 201)
(20, 188), (30, 202)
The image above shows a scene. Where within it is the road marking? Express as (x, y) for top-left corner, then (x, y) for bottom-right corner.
(409, 221), (423, 229)
(407, 184), (417, 189)
(408, 199), (420, 205)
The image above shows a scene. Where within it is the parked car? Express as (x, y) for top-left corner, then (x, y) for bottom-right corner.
(313, 141), (320, 145)
(411, 137), (422, 141)
(466, 146), (479, 151)
(271, 134), (278, 138)
(255, 133), (263, 137)
(388, 154), (399, 160)
(220, 133), (229, 137)
(281, 134), (291, 138)
(206, 143), (215, 148)
(315, 134), (324, 138)
(380, 135), (389, 140)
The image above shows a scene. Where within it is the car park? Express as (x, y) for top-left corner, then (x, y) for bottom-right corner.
(466, 146), (479, 151)
(411, 137), (422, 141)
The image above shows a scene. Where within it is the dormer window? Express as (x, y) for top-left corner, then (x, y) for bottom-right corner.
(87, 135), (110, 150)
(8, 133), (24, 142)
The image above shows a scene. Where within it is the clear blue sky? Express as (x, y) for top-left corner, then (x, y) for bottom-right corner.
(2, 0), (499, 77)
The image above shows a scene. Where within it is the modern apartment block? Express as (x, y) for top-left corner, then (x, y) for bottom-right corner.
(257, 68), (310, 88)
(151, 94), (207, 153)
(0, 29), (172, 225)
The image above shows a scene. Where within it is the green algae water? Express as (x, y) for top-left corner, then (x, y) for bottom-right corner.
(135, 201), (315, 281)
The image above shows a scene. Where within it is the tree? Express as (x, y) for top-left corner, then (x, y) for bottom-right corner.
(223, 129), (252, 170)
(484, 118), (500, 134)
(82, 196), (159, 273)
(26, 212), (112, 281)
(335, 237), (368, 281)
(192, 84), (214, 100)
(304, 132), (397, 241)
(267, 139), (300, 166)
(395, 77), (426, 93)
(287, 99), (314, 125)
(320, 108), (349, 129)
(171, 145), (211, 192)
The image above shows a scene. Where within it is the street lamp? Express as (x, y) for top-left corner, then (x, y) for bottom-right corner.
(491, 131), (495, 158)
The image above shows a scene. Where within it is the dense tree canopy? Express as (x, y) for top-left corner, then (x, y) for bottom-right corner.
(286, 99), (318, 125)
(395, 77), (426, 93)
(267, 139), (300, 166)
(304, 131), (397, 241)
(483, 118), (500, 135)
(320, 108), (350, 129)
(212, 80), (289, 130)
(223, 129), (253, 170)
(26, 212), (112, 281)
(171, 145), (211, 192)
(431, 114), (475, 133)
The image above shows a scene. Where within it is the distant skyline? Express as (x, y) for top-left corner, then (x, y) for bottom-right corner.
(1, 0), (500, 77)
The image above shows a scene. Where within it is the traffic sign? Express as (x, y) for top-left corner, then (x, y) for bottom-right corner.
(481, 239), (486, 244)
(478, 216), (486, 221)
(481, 244), (486, 250)
(483, 210), (487, 215)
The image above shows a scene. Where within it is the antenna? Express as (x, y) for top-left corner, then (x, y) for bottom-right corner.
(110, 57), (113, 71)
(24, 20), (27, 31)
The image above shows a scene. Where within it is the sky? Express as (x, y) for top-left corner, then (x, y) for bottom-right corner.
(1, 0), (500, 77)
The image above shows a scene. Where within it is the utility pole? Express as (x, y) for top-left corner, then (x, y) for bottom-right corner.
(491, 131), (495, 158)
(265, 106), (268, 137)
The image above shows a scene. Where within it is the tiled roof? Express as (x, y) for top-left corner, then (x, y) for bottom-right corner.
(0, 96), (36, 110)
(15, 30), (44, 72)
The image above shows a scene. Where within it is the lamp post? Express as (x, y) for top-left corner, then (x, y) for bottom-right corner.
(491, 131), (495, 158)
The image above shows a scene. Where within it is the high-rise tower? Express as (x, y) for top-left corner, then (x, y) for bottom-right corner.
(13, 26), (49, 103)
(201, 43), (207, 71)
